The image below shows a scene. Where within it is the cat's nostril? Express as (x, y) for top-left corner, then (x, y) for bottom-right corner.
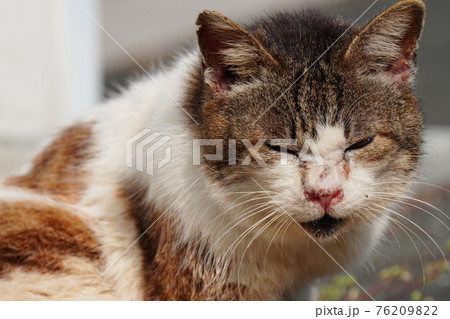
(304, 189), (344, 211)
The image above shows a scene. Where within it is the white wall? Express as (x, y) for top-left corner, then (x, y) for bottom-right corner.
(0, 0), (102, 141)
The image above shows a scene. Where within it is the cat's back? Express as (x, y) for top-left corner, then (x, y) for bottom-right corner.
(0, 121), (117, 299)
(0, 190), (117, 299)
(0, 52), (197, 300)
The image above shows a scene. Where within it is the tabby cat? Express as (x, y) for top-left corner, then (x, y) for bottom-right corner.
(0, 0), (425, 300)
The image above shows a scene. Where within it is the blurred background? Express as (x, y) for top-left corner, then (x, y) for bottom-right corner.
(0, 0), (448, 300)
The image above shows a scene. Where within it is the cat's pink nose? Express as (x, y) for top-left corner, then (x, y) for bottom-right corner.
(304, 189), (344, 211)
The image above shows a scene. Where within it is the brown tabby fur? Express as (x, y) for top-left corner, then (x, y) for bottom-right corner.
(4, 122), (95, 204)
(0, 200), (100, 276)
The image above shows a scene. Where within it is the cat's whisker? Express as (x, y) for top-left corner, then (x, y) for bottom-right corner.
(371, 195), (450, 231)
(240, 213), (282, 262)
(191, 195), (273, 249)
(390, 220), (426, 285)
(225, 191), (277, 195)
(222, 210), (279, 273)
(224, 200), (275, 227)
(263, 217), (291, 267)
(206, 198), (279, 257)
(205, 201), (275, 258)
(362, 205), (439, 261)
(205, 194), (273, 228)
(370, 181), (450, 193)
(372, 203), (448, 271)
(225, 211), (279, 261)
(364, 209), (402, 249)
(360, 207), (411, 252)
(362, 208), (427, 284)
(237, 213), (282, 299)
(371, 192), (450, 222)
(355, 212), (366, 224)
(357, 208), (380, 229)
(281, 219), (293, 248)
(390, 213), (440, 262)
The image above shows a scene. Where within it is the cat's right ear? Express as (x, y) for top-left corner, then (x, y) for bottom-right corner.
(344, 0), (425, 84)
(196, 11), (279, 93)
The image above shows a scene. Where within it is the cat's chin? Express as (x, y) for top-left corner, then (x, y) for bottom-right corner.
(300, 214), (347, 239)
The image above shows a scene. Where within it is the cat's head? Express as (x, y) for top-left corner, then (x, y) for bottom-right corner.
(187, 0), (425, 241)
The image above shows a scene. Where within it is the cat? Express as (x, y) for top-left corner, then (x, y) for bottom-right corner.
(0, 0), (425, 300)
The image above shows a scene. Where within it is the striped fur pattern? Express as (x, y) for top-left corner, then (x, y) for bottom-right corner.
(0, 1), (425, 300)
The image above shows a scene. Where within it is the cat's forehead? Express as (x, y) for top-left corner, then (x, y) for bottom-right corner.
(247, 11), (355, 68)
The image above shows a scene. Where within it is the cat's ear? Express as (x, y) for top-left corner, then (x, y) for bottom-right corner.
(196, 11), (279, 92)
(344, 0), (425, 84)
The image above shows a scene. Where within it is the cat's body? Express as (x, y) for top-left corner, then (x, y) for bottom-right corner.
(0, 0), (425, 300)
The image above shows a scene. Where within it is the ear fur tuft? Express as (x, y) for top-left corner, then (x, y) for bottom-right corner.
(345, 0), (425, 83)
(196, 11), (279, 92)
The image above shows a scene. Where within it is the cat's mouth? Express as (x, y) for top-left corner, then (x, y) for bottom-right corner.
(300, 214), (346, 238)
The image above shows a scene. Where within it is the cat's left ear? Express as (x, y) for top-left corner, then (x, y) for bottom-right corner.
(196, 11), (280, 93)
(344, 0), (425, 84)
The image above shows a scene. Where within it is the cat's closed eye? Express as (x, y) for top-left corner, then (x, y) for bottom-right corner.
(345, 136), (375, 152)
(265, 143), (298, 156)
